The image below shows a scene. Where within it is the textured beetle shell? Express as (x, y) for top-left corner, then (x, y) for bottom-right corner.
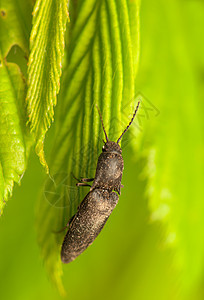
(61, 189), (119, 263)
(91, 152), (124, 194)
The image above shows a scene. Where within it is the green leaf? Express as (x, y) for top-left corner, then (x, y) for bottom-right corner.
(0, 0), (32, 58)
(137, 0), (204, 297)
(0, 0), (33, 215)
(26, 0), (68, 172)
(0, 62), (27, 215)
(36, 0), (140, 293)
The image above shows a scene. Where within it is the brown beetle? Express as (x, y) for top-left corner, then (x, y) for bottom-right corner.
(61, 102), (140, 263)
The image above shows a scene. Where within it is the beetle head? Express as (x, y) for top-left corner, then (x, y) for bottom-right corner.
(102, 141), (122, 154)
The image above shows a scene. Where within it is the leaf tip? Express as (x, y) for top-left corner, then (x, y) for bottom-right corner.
(35, 136), (49, 174)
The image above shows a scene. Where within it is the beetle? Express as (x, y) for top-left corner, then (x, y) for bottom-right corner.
(61, 101), (140, 263)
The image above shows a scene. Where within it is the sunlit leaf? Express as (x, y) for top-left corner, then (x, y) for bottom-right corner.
(0, 0), (33, 215)
(0, 62), (28, 214)
(36, 0), (140, 293)
(26, 0), (68, 172)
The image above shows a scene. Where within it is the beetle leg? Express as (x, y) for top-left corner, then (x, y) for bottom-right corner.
(76, 182), (92, 187)
(72, 172), (94, 184)
(53, 214), (75, 233)
(115, 183), (124, 195)
(80, 177), (94, 182)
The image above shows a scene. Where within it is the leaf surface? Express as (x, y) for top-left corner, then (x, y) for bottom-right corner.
(26, 0), (68, 172)
(0, 0), (32, 214)
(36, 0), (140, 293)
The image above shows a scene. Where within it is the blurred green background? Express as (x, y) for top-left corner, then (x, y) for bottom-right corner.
(0, 0), (204, 299)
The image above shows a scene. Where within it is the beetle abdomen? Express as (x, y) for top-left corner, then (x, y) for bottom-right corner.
(61, 189), (119, 263)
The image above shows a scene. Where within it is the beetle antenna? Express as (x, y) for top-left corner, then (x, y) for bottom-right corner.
(117, 101), (140, 144)
(96, 105), (109, 142)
